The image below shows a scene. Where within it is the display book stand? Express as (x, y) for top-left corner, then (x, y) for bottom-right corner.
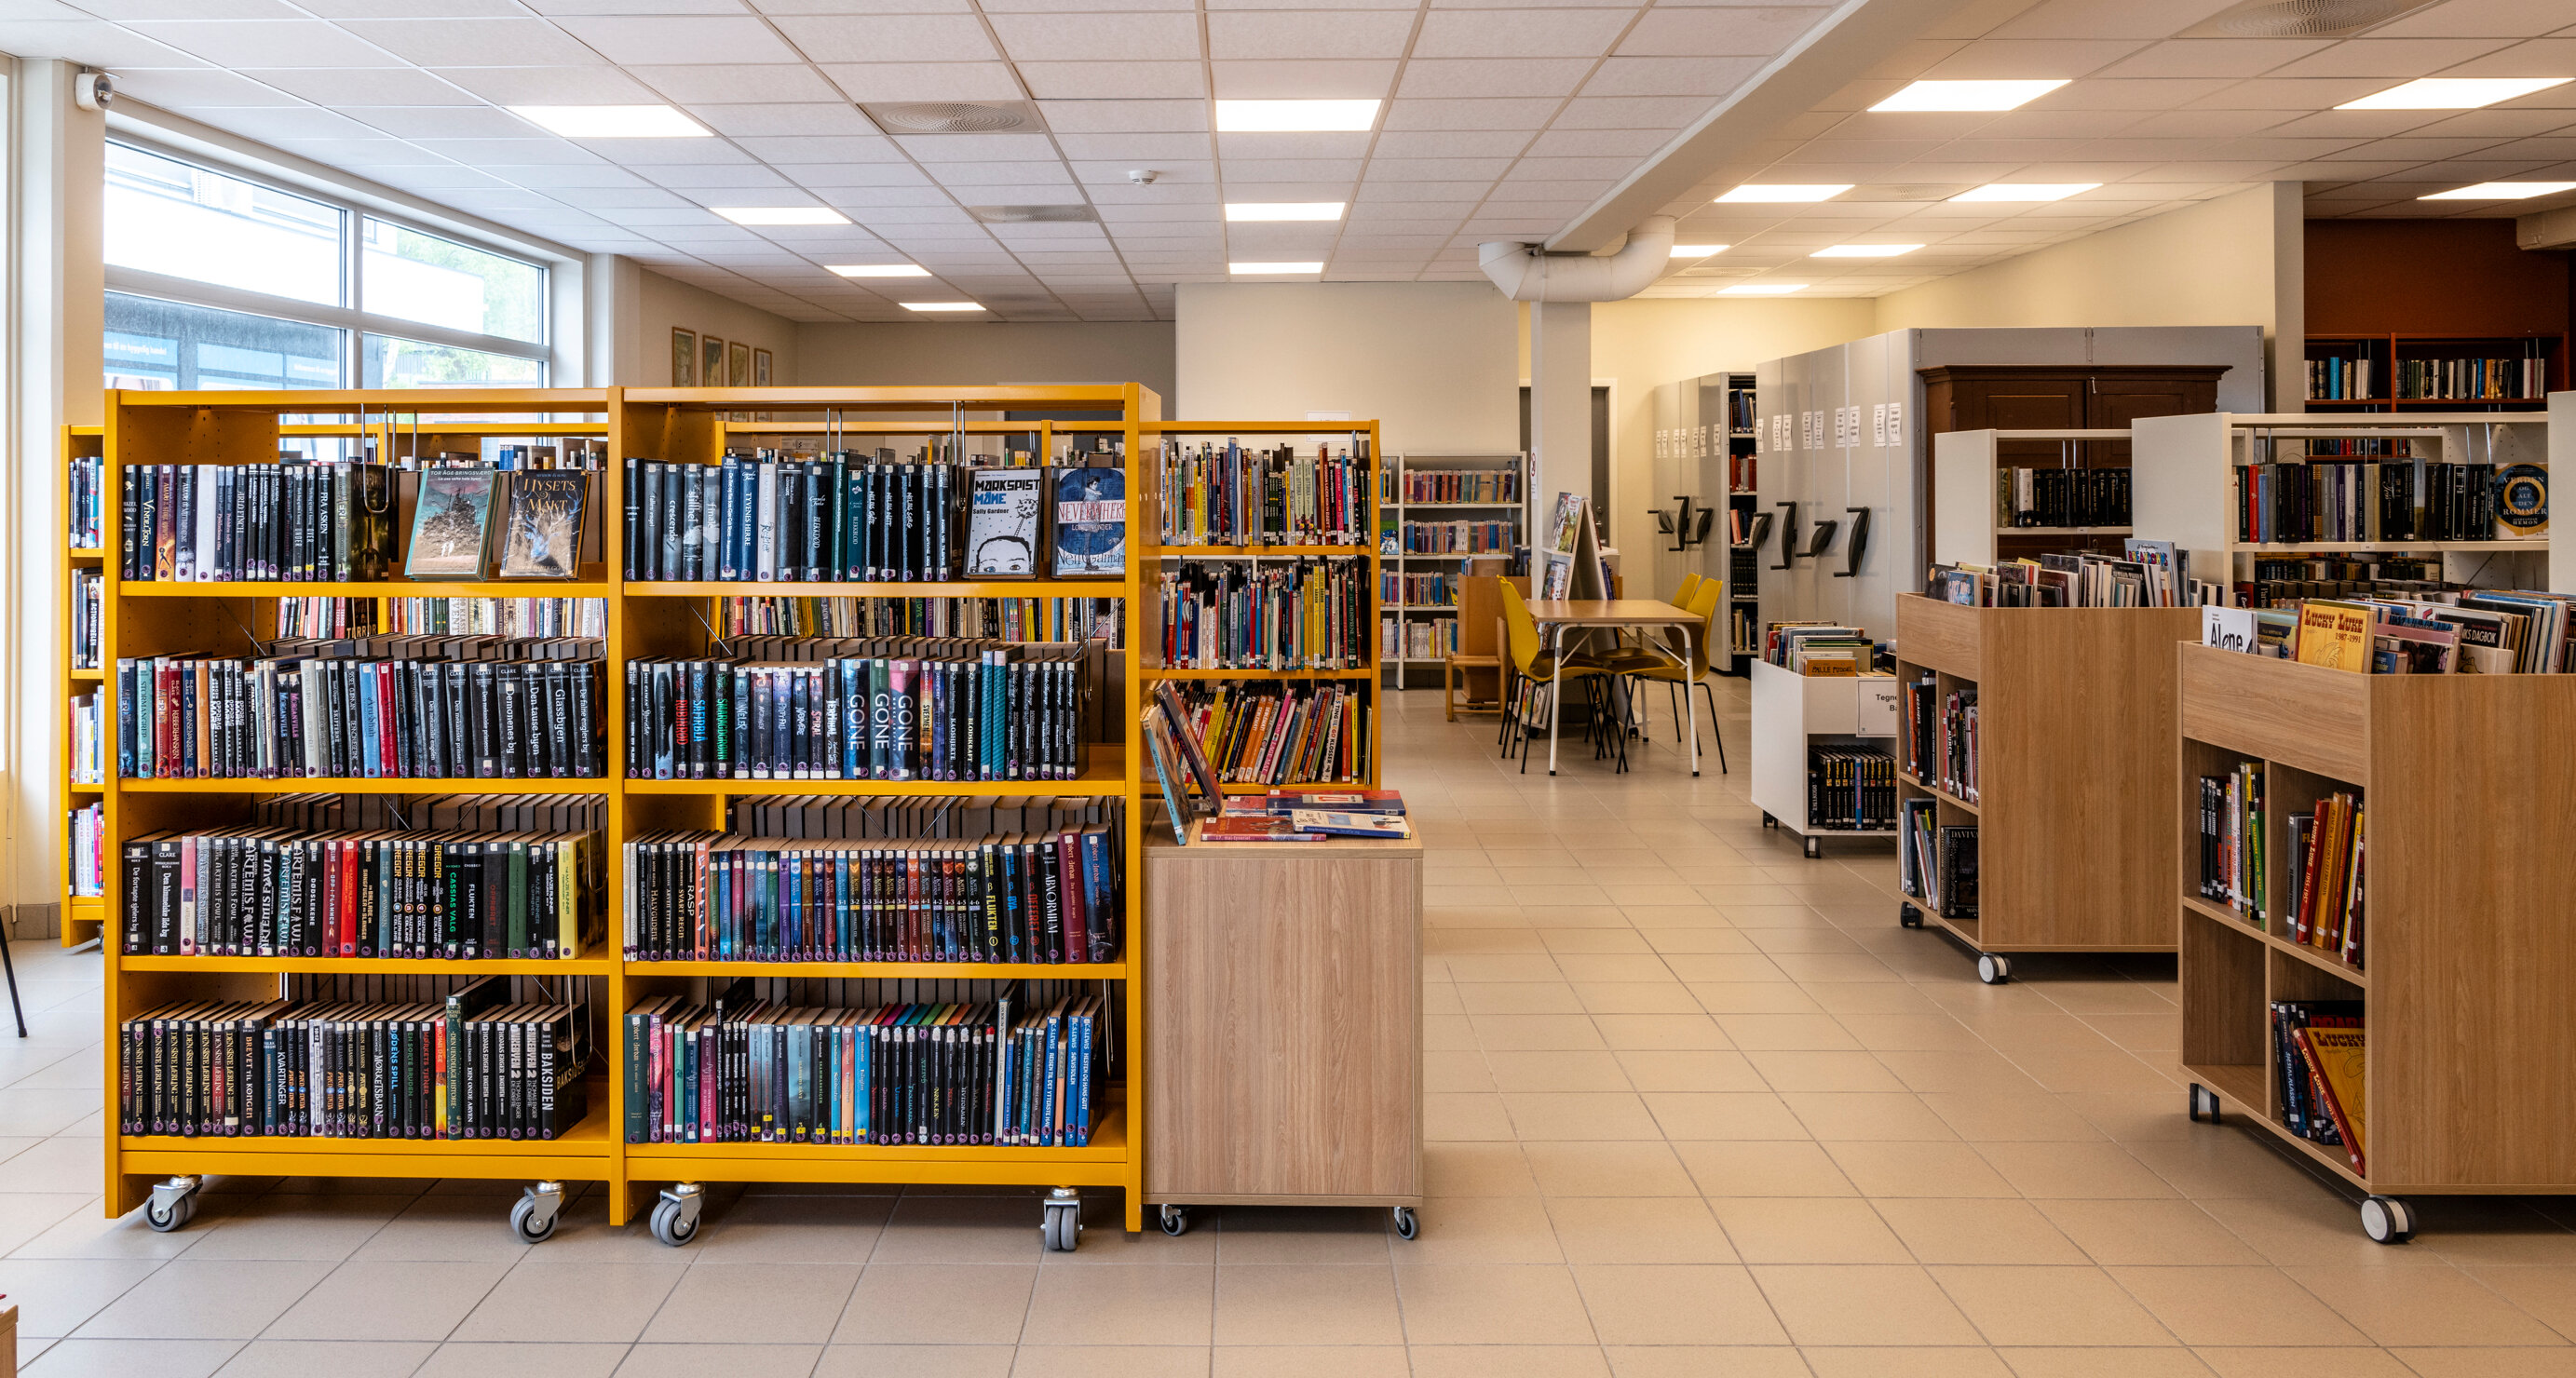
(1380, 449), (1526, 688)
(2175, 643), (2576, 1242)
(1891, 592), (2203, 983)
(87, 385), (1157, 1250)
(1139, 421), (1381, 793)
(1748, 659), (1898, 859)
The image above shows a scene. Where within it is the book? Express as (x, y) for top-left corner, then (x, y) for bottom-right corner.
(967, 466), (1046, 576)
(1158, 438), (1374, 547)
(1223, 788), (1404, 816)
(1805, 746), (1895, 831)
(1051, 465), (1127, 577)
(1200, 817), (1325, 843)
(1158, 680), (1372, 787)
(116, 460), (400, 583)
(2293, 601), (2374, 672)
(494, 472), (587, 579)
(2302, 1025), (2368, 1171)
(1150, 682), (1222, 809)
(1285, 809), (1410, 839)
(1155, 558), (1369, 670)
(1140, 704), (1191, 845)
(405, 467), (499, 580)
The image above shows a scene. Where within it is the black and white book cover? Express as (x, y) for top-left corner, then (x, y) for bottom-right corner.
(968, 467), (1044, 576)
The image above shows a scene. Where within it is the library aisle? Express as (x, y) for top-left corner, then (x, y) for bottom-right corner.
(10, 684), (2576, 1378)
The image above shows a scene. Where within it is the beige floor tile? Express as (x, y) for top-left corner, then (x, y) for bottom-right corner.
(1975, 1143), (2178, 1200)
(1471, 1015), (1610, 1052)
(2193, 1348), (2414, 1378)
(1212, 1264), (1402, 1345)
(1446, 954), (1569, 982)
(173, 1195), (412, 1263)
(1422, 1143), (1540, 1198)
(1747, 1049), (1910, 1093)
(1394, 1264), (1599, 1344)
(1395, 1196), (1566, 1264)
(265, 1260), (512, 1343)
(1425, 1015), (1482, 1051)
(1996, 1049), (2178, 1097)
(2285, 1266), (2568, 1347)
(1501, 1092), (1665, 1141)
(1926, 1093), (2114, 1142)
(1007, 1345), (1211, 1378)
(1427, 1092), (1519, 1141)
(1805, 984), (1947, 1016)
(1880, 1199), (2087, 1264)
(0, 1258), (160, 1339)
(2033, 1200), (2266, 1266)
(1676, 1141), (1858, 1197)
(638, 1262), (861, 1345)
(1605, 1345), (1809, 1377)
(2410, 1202), (2576, 1266)
(830, 1265), (1037, 1345)
(1021, 1265), (1213, 1345)
(2468, 1266), (2576, 1341)
(1552, 954), (1678, 981)
(1713, 1196), (1912, 1263)
(1543, 1196), (1737, 1264)
(2385, 1348), (2576, 1377)
(1771, 953), (1907, 983)
(2059, 1091), (2202, 1145)
(1825, 1142), (2022, 1199)
(1590, 1014), (1733, 1049)
(1932, 1265), (2176, 1346)
(1838, 1014), (1991, 1051)
(1539, 929), (1654, 954)
(75, 1259), (335, 1340)
(1486, 1051), (1634, 1093)
(1684, 982), (1829, 1014)
(211, 1339), (442, 1378)
(1801, 1348), (2013, 1377)
(1637, 1089), (1801, 1139)
(27, 1339), (252, 1378)
(1574, 982), (1703, 1015)
(1459, 983), (1588, 1015)
(1754, 1263), (1985, 1345)
(1612, 1049), (1768, 1093)
(614, 1344), (825, 1378)
(1785, 1093), (1962, 1142)
(1997, 1348), (2215, 1376)
(1666, 954), (1791, 983)
(1212, 1207), (1394, 1263)
(1426, 1048), (1499, 1094)
(691, 1196), (894, 1264)
(1521, 1142), (1700, 1198)
(1211, 1346), (1409, 1378)
(870, 1197), (1051, 1264)
(2124, 1136), (2341, 1200)
(2190, 1196), (2452, 1271)
(1716, 1014), (1865, 1050)
(2106, 1265), (2368, 1347)
(1406, 1344), (1611, 1378)
(1643, 933), (1767, 957)
(1572, 1263), (1789, 1344)
(1879, 1052), (2054, 1097)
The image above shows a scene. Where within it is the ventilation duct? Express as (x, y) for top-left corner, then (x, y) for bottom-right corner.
(1479, 216), (1676, 302)
(859, 101), (1036, 134)
(2177, 0), (2445, 39)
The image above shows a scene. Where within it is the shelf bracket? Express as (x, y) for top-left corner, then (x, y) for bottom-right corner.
(1834, 507), (1871, 578)
(1771, 502), (1799, 570)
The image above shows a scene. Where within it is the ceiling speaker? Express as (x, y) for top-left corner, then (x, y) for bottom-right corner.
(2177, 0), (2445, 38)
(859, 101), (1036, 134)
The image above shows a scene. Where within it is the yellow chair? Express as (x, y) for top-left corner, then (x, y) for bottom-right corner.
(1618, 579), (1729, 773)
(1499, 580), (1620, 773)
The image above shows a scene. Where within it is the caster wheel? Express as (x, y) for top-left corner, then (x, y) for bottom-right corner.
(1899, 903), (1922, 929)
(649, 1196), (699, 1248)
(1043, 1200), (1082, 1252)
(2187, 1083), (2222, 1125)
(2360, 1196), (2415, 1244)
(1976, 953), (2012, 985)
(143, 1192), (196, 1233)
(510, 1195), (558, 1244)
(1803, 836), (1822, 859)
(1158, 1205), (1189, 1237)
(1761, 814), (1776, 829)
(1393, 1207), (1418, 1241)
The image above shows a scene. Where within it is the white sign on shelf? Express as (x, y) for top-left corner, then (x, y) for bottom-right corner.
(1872, 403), (1888, 448)
(1860, 679), (1901, 737)
(1886, 400), (1905, 450)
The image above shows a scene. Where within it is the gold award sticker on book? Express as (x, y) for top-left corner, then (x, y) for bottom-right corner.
(405, 466), (497, 580)
(2496, 463), (2547, 539)
(495, 472), (586, 579)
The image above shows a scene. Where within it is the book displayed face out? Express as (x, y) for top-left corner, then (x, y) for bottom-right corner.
(405, 468), (496, 580)
(495, 473), (587, 579)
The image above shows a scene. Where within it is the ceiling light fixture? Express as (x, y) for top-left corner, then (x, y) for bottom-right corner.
(1214, 99), (1379, 132)
(1811, 244), (1922, 258)
(1869, 78), (2069, 112)
(1717, 184), (1851, 203)
(828, 263), (930, 277)
(902, 301), (986, 312)
(1230, 261), (1325, 275)
(715, 208), (848, 226)
(1720, 284), (1806, 294)
(1225, 201), (1345, 222)
(2420, 181), (2576, 200)
(1949, 182), (2101, 202)
(508, 105), (709, 138)
(2339, 76), (2570, 110)
(1669, 244), (1729, 256)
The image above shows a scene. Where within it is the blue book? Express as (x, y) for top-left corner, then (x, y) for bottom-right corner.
(358, 663), (382, 778)
(1051, 466), (1126, 577)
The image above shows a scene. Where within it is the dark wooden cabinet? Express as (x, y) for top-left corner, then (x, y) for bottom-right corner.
(1919, 363), (2230, 555)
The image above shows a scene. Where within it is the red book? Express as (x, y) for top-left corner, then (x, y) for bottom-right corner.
(1056, 832), (1087, 963)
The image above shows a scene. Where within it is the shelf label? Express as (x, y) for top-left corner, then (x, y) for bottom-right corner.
(1872, 403), (1888, 448)
(1861, 681), (1900, 736)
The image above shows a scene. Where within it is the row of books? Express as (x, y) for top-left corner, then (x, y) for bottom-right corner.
(71, 692), (102, 786)
(1162, 681), (1371, 786)
(1157, 441), (1371, 547)
(118, 825), (603, 960)
(621, 641), (1097, 783)
(69, 453), (103, 548)
(1381, 571), (1457, 608)
(114, 649), (605, 781)
(720, 793), (1116, 842)
(717, 595), (1123, 646)
(2285, 790), (2365, 966)
(1807, 747), (1897, 831)
(2195, 762), (2268, 922)
(2209, 589), (2576, 675)
(1995, 466), (2130, 530)
(1899, 675), (1978, 803)
(2271, 1002), (2366, 1171)
(72, 568), (102, 669)
(69, 801), (103, 898)
(622, 826), (1119, 965)
(1382, 468), (1518, 506)
(625, 985), (1105, 1146)
(118, 462), (590, 584)
(622, 454), (1128, 583)
(1397, 520), (1513, 555)
(2307, 357), (2371, 402)
(2233, 460), (2522, 544)
(119, 985), (590, 1141)
(378, 597), (607, 639)
(1729, 452), (1756, 494)
(1152, 559), (1370, 671)
(2308, 355), (2550, 402)
(1763, 622), (1872, 675)
(1382, 615), (1458, 662)
(1897, 802), (1977, 919)
(1927, 544), (2217, 609)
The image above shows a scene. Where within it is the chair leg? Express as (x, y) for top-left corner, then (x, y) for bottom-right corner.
(1698, 680), (1729, 774)
(0, 924), (25, 1038)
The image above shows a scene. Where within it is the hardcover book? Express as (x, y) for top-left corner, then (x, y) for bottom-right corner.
(495, 473), (586, 580)
(1051, 466), (1126, 577)
(404, 468), (497, 580)
(968, 467), (1044, 576)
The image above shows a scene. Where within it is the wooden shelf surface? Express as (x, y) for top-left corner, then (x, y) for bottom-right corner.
(1896, 770), (1979, 815)
(2177, 894), (2367, 989)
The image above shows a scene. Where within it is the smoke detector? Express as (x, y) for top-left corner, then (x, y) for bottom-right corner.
(2178, 0), (2445, 38)
(858, 101), (1037, 134)
(969, 204), (1098, 223)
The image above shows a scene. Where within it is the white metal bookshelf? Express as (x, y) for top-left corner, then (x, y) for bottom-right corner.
(1381, 450), (1527, 688)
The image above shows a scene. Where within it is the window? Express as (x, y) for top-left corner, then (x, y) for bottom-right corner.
(102, 139), (552, 391)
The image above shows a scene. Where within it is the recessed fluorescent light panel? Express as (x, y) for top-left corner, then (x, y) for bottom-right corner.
(1811, 244), (1922, 258)
(1716, 184), (1851, 203)
(508, 105), (709, 138)
(1720, 284), (1806, 294)
(715, 208), (848, 226)
(1950, 182), (2100, 202)
(828, 263), (930, 277)
(2339, 77), (2570, 110)
(1230, 262), (1324, 275)
(901, 302), (985, 312)
(1869, 78), (2068, 112)
(1225, 202), (1345, 222)
(1214, 100), (1379, 132)
(1670, 244), (1729, 256)
(2420, 181), (2576, 200)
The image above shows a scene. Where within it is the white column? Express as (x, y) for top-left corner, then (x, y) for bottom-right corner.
(1528, 299), (1592, 514)
(586, 251), (643, 385)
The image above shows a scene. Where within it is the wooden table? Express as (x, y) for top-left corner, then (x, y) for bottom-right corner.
(1526, 599), (1703, 777)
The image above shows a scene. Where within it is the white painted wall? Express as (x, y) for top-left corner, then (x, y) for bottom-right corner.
(638, 268), (799, 386)
(796, 320), (1175, 402)
(1174, 281), (1518, 453)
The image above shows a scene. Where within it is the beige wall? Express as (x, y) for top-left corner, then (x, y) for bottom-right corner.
(1175, 281), (1518, 453)
(796, 321), (1174, 401)
(639, 268), (800, 387)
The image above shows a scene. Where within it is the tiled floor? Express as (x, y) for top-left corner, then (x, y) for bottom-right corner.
(10, 682), (2576, 1377)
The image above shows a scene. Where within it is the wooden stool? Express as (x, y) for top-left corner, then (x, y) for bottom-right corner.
(1444, 654), (1501, 720)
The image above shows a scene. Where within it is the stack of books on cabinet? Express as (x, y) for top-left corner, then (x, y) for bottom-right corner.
(1376, 451), (1524, 688)
(78, 384), (1155, 1249)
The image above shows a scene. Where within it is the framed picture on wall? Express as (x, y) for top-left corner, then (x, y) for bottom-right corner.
(752, 348), (771, 386)
(671, 329), (696, 386)
(701, 335), (725, 389)
(728, 341), (752, 387)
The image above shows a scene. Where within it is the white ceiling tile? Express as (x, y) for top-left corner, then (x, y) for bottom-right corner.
(1364, 156), (1516, 181)
(770, 14), (999, 61)
(897, 132), (1062, 160)
(524, 0), (752, 13)
(1057, 132), (1212, 159)
(338, 19), (601, 67)
(629, 63), (846, 102)
(350, 106), (546, 140)
(736, 136), (908, 162)
(492, 163), (658, 188)
(197, 105), (384, 142)
(1582, 56), (1764, 98)
(1215, 157), (1363, 180)
(111, 68), (306, 106)
(1375, 130), (1536, 158)
(286, 142), (466, 169)
(2180, 77), (2393, 110)
(1040, 100), (1207, 134)
(76, 0), (304, 18)
(553, 189), (703, 210)
(1207, 59), (1398, 100)
(429, 65), (658, 103)
(294, 0), (529, 13)
(987, 12), (1201, 62)
(1525, 127), (1662, 156)
(919, 164), (1078, 188)
(2268, 38), (2520, 78)
(2094, 39), (2329, 80)
(768, 161), (937, 186)
(1205, 9), (1417, 61)
(2374, 0), (2576, 38)
(1021, 61), (1206, 99)
(1414, 9), (1630, 59)
(642, 165), (801, 190)
(554, 17), (804, 65)
(819, 61), (1025, 101)
(1918, 39), (2153, 78)
(1381, 97), (1559, 130)
(1620, 7), (1828, 57)
(0, 18), (212, 64)
(239, 65), (480, 105)
(1214, 131), (1373, 159)
(122, 19), (398, 68)
(1552, 95), (1710, 127)
(691, 103), (883, 137)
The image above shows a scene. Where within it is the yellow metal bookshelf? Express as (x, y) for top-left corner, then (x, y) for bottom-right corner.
(89, 385), (1159, 1248)
(1139, 421), (1382, 793)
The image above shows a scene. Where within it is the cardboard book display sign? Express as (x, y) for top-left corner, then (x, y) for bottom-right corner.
(1538, 492), (1614, 655)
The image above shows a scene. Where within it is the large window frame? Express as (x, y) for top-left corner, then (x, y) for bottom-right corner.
(102, 131), (563, 391)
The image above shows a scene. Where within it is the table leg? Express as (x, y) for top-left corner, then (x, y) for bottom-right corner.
(1547, 623), (1566, 777)
(1680, 624), (1700, 777)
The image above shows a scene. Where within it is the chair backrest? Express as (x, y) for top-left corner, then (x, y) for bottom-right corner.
(1672, 572), (1702, 611)
(1458, 575), (1504, 657)
(1683, 579), (1724, 676)
(1498, 579), (1546, 675)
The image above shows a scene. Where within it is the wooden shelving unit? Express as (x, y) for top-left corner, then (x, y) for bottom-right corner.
(1142, 422), (1381, 790)
(88, 385), (1159, 1244)
(2174, 642), (2576, 1241)
(2303, 332), (2563, 411)
(1379, 450), (1525, 687)
(1892, 593), (2204, 982)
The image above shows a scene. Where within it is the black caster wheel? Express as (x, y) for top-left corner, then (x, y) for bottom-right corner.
(649, 1186), (702, 1248)
(1393, 1206), (1418, 1240)
(1043, 1192), (1082, 1252)
(510, 1182), (563, 1244)
(143, 1179), (199, 1233)
(1158, 1204), (1189, 1237)
(1899, 903), (1922, 929)
(2187, 1083), (2222, 1125)
(1802, 836), (1822, 859)
(2360, 1196), (2415, 1244)
(1976, 953), (2012, 984)
(1761, 814), (1776, 829)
